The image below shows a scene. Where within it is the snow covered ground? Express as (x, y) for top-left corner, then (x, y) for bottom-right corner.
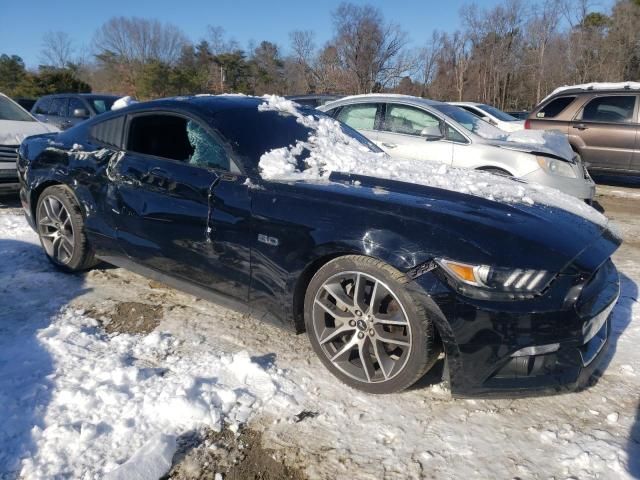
(0, 187), (639, 479)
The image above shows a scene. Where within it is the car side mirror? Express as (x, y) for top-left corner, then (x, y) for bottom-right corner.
(420, 125), (444, 141)
(72, 108), (89, 118)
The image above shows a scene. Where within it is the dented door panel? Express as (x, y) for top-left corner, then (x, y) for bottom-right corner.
(106, 152), (251, 302)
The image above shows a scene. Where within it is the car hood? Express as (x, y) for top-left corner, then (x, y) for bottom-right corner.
(484, 137), (573, 162)
(0, 120), (59, 145)
(316, 172), (619, 273)
(498, 120), (525, 132)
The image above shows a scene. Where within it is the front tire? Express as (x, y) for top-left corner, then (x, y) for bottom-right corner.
(304, 255), (438, 394)
(36, 185), (97, 272)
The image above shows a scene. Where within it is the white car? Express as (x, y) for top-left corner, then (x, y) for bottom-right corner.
(318, 94), (595, 201)
(0, 93), (59, 192)
(449, 101), (524, 132)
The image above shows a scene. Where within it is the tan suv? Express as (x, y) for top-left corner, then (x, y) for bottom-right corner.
(525, 86), (640, 175)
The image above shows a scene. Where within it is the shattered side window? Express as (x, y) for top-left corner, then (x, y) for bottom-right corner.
(186, 120), (230, 171)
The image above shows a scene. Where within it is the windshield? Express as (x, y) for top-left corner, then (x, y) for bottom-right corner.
(91, 97), (116, 114)
(212, 106), (382, 169)
(432, 104), (504, 139)
(477, 104), (518, 122)
(0, 96), (35, 122)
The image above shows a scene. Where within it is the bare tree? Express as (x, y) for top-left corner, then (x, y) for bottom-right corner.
(331, 2), (408, 93)
(41, 31), (74, 68)
(93, 17), (187, 66)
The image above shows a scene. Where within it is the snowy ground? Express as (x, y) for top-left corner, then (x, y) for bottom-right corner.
(0, 186), (639, 480)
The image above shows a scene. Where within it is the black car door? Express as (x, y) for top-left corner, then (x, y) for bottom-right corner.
(106, 111), (252, 302)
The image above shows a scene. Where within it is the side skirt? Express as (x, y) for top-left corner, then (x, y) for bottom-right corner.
(96, 254), (297, 333)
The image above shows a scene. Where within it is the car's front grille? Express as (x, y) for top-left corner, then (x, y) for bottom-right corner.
(0, 145), (19, 163)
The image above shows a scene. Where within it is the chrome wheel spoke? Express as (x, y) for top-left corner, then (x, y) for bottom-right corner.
(371, 339), (390, 380)
(323, 282), (354, 312)
(330, 334), (358, 362)
(373, 313), (407, 326)
(315, 297), (353, 321)
(319, 323), (355, 345)
(358, 339), (376, 382)
(353, 273), (369, 313)
(376, 331), (410, 347)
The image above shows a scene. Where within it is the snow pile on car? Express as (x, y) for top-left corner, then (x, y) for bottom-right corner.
(473, 120), (575, 160)
(541, 81), (640, 103)
(111, 96), (138, 110)
(257, 95), (605, 226)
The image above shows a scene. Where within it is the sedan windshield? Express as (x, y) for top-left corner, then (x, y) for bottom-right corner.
(432, 104), (504, 139)
(0, 96), (35, 122)
(477, 104), (519, 122)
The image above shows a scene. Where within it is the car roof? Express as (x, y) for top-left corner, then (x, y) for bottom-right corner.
(39, 93), (120, 99)
(321, 93), (444, 110)
(449, 101), (481, 107)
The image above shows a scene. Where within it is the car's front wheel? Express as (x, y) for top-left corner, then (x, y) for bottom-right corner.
(304, 255), (439, 394)
(36, 185), (97, 272)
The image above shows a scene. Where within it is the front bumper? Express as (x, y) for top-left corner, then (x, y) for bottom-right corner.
(0, 166), (19, 193)
(522, 168), (595, 201)
(413, 258), (620, 398)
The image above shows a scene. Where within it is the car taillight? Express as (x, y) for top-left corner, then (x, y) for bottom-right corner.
(524, 119), (531, 129)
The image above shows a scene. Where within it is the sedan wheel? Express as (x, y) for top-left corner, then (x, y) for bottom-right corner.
(35, 185), (98, 271)
(37, 195), (76, 265)
(305, 255), (438, 393)
(312, 271), (412, 383)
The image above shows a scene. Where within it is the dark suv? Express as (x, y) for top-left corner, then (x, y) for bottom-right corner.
(31, 94), (120, 130)
(526, 86), (640, 175)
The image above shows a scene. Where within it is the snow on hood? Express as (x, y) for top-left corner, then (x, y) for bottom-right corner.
(111, 96), (138, 110)
(257, 95), (605, 226)
(0, 119), (59, 145)
(473, 118), (574, 161)
(541, 81), (640, 104)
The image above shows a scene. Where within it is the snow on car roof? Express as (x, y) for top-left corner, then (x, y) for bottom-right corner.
(541, 82), (640, 104)
(256, 95), (606, 226)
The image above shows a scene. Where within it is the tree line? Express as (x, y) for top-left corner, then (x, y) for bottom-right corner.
(2, 0), (640, 110)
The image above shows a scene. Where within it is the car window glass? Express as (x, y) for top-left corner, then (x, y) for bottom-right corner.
(336, 104), (377, 130)
(68, 98), (87, 116)
(0, 96), (34, 122)
(383, 104), (439, 136)
(536, 96), (576, 118)
(34, 98), (52, 115)
(127, 114), (231, 171)
(48, 98), (67, 117)
(186, 120), (230, 170)
(580, 95), (636, 123)
(445, 124), (467, 143)
(460, 106), (483, 118)
(92, 98), (116, 114)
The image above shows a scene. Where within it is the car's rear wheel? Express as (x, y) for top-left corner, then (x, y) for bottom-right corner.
(36, 185), (97, 272)
(304, 255), (438, 394)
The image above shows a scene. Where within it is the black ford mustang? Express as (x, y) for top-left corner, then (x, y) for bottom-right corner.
(17, 95), (620, 396)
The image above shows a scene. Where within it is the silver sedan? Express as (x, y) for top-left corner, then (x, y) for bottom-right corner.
(318, 94), (595, 201)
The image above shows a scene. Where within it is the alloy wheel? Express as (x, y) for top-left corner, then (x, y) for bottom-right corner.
(312, 271), (412, 383)
(37, 195), (76, 265)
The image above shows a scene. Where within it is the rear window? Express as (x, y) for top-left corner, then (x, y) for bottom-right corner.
(536, 96), (576, 119)
(91, 98), (116, 114)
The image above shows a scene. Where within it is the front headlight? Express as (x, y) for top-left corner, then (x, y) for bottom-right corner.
(437, 258), (555, 300)
(537, 157), (577, 178)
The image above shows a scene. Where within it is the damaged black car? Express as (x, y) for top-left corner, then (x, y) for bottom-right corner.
(17, 95), (620, 396)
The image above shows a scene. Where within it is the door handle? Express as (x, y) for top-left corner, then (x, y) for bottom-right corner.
(381, 142), (397, 148)
(572, 123), (588, 131)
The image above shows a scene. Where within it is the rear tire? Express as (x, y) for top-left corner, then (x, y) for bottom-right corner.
(304, 255), (438, 394)
(35, 185), (98, 272)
